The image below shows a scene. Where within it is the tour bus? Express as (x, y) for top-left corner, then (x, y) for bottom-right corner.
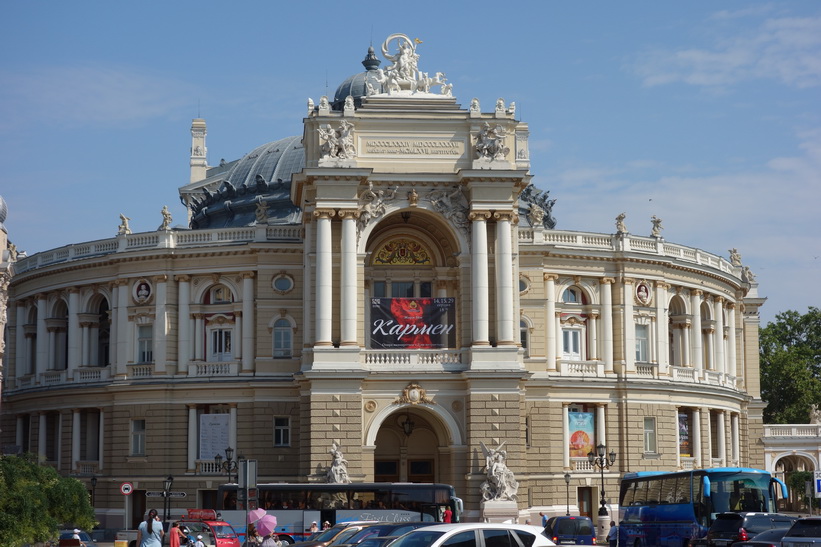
(214, 482), (463, 544)
(619, 468), (788, 547)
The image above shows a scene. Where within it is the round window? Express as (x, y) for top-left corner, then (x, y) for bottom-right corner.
(272, 274), (294, 294)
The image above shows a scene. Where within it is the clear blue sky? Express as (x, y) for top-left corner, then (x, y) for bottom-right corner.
(1, 1), (819, 326)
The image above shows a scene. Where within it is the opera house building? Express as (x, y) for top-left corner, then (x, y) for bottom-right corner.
(0, 34), (766, 530)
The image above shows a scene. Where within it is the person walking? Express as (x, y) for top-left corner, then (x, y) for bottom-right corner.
(540, 512), (548, 527)
(607, 521), (619, 547)
(169, 522), (186, 547)
(136, 509), (164, 547)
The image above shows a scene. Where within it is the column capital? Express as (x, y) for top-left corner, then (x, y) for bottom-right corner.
(726, 301), (736, 310)
(493, 211), (517, 222)
(241, 272), (255, 280)
(622, 277), (636, 285)
(112, 279), (129, 288)
(600, 277), (616, 285)
(313, 208), (336, 219)
(544, 273), (559, 282)
(656, 281), (672, 290)
(67, 287), (80, 294)
(337, 209), (360, 220)
(468, 210), (492, 221)
(153, 274), (168, 284)
(691, 289), (703, 297)
(714, 295), (725, 305)
(562, 402), (570, 408)
(175, 274), (192, 283)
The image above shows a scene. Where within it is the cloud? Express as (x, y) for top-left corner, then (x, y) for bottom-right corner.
(631, 14), (821, 89)
(0, 64), (195, 130)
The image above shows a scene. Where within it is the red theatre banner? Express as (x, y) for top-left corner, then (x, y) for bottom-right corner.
(370, 297), (456, 349)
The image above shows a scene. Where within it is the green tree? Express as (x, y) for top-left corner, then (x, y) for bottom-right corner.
(787, 470), (815, 511)
(760, 307), (821, 423)
(0, 453), (96, 547)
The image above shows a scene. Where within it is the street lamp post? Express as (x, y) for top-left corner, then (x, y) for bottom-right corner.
(162, 475), (174, 524)
(587, 443), (617, 516)
(215, 447), (239, 483)
(564, 472), (571, 516)
(90, 476), (97, 507)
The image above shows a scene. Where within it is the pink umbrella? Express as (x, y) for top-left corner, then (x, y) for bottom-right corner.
(256, 514), (278, 537)
(248, 508), (267, 524)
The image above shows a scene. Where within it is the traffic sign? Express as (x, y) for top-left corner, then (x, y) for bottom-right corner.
(168, 492), (187, 498)
(145, 491), (187, 498)
(121, 482), (133, 495)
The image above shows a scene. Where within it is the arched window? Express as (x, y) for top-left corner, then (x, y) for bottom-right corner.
(273, 318), (292, 358)
(562, 288), (579, 303)
(520, 319), (530, 357)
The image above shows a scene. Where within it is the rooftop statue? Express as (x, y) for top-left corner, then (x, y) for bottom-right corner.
(117, 214), (132, 236)
(651, 215), (663, 238)
(373, 34), (453, 97)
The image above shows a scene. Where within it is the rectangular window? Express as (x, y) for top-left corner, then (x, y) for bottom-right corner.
(138, 325), (153, 363)
(131, 419), (146, 456)
(211, 329), (232, 362)
(562, 329), (582, 360)
(420, 282), (432, 297)
(391, 281), (414, 298)
(635, 324), (649, 362)
(373, 281), (386, 298)
(643, 417), (657, 454)
(274, 417), (290, 447)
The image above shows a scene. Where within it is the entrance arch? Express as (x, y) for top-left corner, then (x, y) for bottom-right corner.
(366, 403), (463, 483)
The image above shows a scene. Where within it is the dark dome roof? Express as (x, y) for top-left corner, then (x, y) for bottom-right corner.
(190, 136), (305, 229)
(332, 46), (384, 110)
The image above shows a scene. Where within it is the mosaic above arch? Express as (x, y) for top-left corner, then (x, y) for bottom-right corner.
(372, 237), (432, 266)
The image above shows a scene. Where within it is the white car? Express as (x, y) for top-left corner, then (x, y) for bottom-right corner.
(386, 523), (555, 547)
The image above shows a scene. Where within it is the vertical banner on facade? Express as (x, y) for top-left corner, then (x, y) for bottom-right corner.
(199, 413), (229, 460)
(568, 411), (595, 458)
(370, 297), (456, 349)
(678, 412), (691, 457)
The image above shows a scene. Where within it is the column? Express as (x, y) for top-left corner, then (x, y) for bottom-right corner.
(339, 210), (358, 346)
(15, 303), (26, 376)
(16, 415), (25, 449)
(115, 280), (130, 375)
(188, 405), (198, 472)
(589, 312), (599, 360)
(717, 410), (726, 466)
(731, 413), (740, 465)
(80, 322), (91, 367)
(68, 288), (80, 375)
(705, 409), (713, 466)
(229, 404), (238, 451)
(494, 211), (515, 345)
(470, 212), (490, 345)
(655, 283), (669, 373)
(242, 273), (255, 370)
(193, 314), (204, 361)
(36, 294), (47, 376)
(545, 275), (557, 371)
(596, 403), (607, 447)
(601, 279), (614, 373)
(682, 324), (691, 366)
(47, 327), (57, 370)
(303, 219), (314, 346)
(562, 403), (570, 470)
(72, 409), (81, 472)
(705, 324), (714, 371)
(623, 279), (635, 372)
(727, 304), (737, 378)
(98, 409), (105, 471)
(38, 413), (47, 460)
(692, 408), (702, 468)
(715, 297), (725, 375)
(154, 275), (168, 373)
(691, 290), (703, 372)
(314, 209), (335, 347)
(177, 276), (191, 373)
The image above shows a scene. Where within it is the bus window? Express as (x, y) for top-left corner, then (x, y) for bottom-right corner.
(659, 477), (677, 504)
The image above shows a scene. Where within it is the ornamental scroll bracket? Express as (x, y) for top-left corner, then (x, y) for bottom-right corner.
(393, 382), (436, 406)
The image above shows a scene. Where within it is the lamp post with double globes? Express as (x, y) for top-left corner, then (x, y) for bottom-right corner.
(162, 475), (174, 524)
(215, 447), (239, 483)
(587, 443), (616, 516)
(564, 472), (571, 516)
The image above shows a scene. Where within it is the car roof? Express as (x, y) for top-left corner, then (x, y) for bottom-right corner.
(403, 523), (547, 533)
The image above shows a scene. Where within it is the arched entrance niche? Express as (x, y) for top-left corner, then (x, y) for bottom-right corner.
(773, 452), (818, 512)
(365, 402), (463, 484)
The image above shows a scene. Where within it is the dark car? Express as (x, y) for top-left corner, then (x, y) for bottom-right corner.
(706, 513), (797, 547)
(334, 522), (438, 547)
(734, 527), (792, 547)
(544, 516), (596, 545)
(781, 517), (821, 547)
(291, 522), (381, 547)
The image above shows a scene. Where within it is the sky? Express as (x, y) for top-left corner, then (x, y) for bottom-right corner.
(1, 1), (819, 326)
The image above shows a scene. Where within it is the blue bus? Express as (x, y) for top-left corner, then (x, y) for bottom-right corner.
(619, 468), (788, 547)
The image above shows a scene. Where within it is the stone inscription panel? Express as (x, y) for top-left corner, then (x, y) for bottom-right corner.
(362, 137), (466, 158)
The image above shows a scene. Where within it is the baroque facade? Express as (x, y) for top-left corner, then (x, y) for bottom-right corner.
(0, 35), (767, 530)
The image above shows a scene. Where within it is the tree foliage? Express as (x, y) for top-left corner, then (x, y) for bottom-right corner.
(760, 307), (821, 423)
(0, 453), (96, 547)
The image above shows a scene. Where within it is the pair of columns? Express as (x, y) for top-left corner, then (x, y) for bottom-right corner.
(19, 408), (104, 472)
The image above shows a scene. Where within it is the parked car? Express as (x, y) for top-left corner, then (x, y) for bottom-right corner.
(387, 523), (555, 547)
(58, 529), (99, 547)
(543, 516), (596, 545)
(291, 522), (381, 547)
(781, 517), (821, 547)
(706, 513), (797, 547)
(734, 527), (793, 547)
(334, 522), (438, 547)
